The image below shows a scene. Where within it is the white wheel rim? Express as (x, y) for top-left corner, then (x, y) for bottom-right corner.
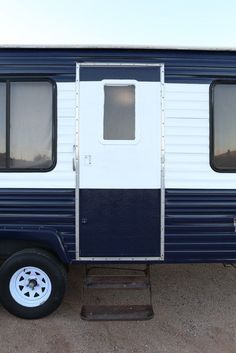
(9, 266), (52, 307)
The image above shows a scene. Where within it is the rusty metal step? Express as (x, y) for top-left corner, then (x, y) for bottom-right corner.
(80, 304), (154, 321)
(84, 275), (150, 289)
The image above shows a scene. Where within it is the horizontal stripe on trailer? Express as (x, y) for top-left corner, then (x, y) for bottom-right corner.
(165, 189), (236, 262)
(0, 188), (236, 263)
(0, 189), (76, 260)
(0, 48), (236, 82)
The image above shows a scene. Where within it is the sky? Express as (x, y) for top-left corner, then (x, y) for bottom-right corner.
(0, 0), (235, 47)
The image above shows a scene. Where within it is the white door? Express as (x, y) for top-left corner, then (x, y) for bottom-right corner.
(76, 63), (164, 260)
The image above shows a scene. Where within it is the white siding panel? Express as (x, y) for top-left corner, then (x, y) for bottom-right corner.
(167, 126), (207, 137)
(3, 80), (236, 190)
(58, 109), (75, 117)
(165, 83), (236, 189)
(166, 92), (208, 102)
(0, 82), (75, 189)
(166, 153), (208, 164)
(57, 143), (74, 153)
(166, 144), (208, 154)
(167, 109), (208, 119)
(166, 118), (208, 128)
(166, 100), (208, 111)
(166, 135), (208, 145)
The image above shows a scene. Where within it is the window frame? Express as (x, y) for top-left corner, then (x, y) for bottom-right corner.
(0, 77), (57, 173)
(100, 79), (139, 145)
(210, 79), (236, 173)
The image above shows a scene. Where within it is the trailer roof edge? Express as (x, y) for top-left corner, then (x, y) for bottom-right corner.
(0, 44), (236, 51)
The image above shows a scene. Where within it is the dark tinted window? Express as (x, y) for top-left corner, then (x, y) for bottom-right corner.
(0, 80), (56, 171)
(211, 83), (236, 171)
(0, 83), (6, 168)
(103, 85), (135, 140)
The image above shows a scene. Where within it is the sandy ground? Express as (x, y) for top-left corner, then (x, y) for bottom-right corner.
(0, 263), (235, 353)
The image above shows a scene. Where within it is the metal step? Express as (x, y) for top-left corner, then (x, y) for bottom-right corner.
(81, 265), (154, 321)
(81, 304), (154, 321)
(84, 275), (150, 289)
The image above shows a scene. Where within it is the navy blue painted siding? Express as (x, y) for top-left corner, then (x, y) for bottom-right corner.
(0, 48), (236, 82)
(165, 189), (236, 262)
(79, 188), (236, 262)
(1, 188), (236, 263)
(0, 189), (76, 260)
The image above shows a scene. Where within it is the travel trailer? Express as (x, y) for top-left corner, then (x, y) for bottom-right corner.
(0, 46), (235, 320)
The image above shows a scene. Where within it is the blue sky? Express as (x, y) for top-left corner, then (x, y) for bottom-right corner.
(0, 0), (235, 47)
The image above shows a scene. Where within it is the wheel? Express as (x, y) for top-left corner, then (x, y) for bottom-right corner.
(0, 248), (67, 319)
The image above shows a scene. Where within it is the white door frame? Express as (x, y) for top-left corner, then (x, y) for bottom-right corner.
(75, 62), (165, 261)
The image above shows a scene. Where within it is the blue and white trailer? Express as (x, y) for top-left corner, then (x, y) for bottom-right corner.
(0, 46), (235, 319)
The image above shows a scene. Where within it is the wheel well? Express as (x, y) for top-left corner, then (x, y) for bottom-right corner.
(0, 238), (67, 265)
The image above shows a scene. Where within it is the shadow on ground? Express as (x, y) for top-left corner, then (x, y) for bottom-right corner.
(0, 263), (235, 353)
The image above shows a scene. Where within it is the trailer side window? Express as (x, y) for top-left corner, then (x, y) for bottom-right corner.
(0, 83), (6, 168)
(103, 85), (135, 140)
(211, 82), (236, 172)
(0, 80), (56, 172)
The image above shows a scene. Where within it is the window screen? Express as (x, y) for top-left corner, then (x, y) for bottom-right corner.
(0, 80), (56, 171)
(211, 82), (236, 171)
(103, 85), (135, 140)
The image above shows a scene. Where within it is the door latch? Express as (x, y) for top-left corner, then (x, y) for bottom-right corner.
(84, 155), (92, 166)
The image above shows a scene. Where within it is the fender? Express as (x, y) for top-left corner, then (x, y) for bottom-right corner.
(0, 227), (70, 264)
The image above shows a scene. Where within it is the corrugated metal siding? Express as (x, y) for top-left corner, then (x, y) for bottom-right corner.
(0, 48), (236, 82)
(165, 83), (236, 189)
(165, 189), (236, 262)
(0, 188), (75, 259)
(165, 83), (210, 189)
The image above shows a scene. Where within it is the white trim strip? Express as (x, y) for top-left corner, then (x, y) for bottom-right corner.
(79, 257), (163, 261)
(160, 64), (165, 260)
(75, 63), (80, 258)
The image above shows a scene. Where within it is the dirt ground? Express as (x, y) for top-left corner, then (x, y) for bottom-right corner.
(0, 263), (235, 353)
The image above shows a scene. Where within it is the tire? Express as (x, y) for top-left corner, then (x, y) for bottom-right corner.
(0, 248), (67, 319)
